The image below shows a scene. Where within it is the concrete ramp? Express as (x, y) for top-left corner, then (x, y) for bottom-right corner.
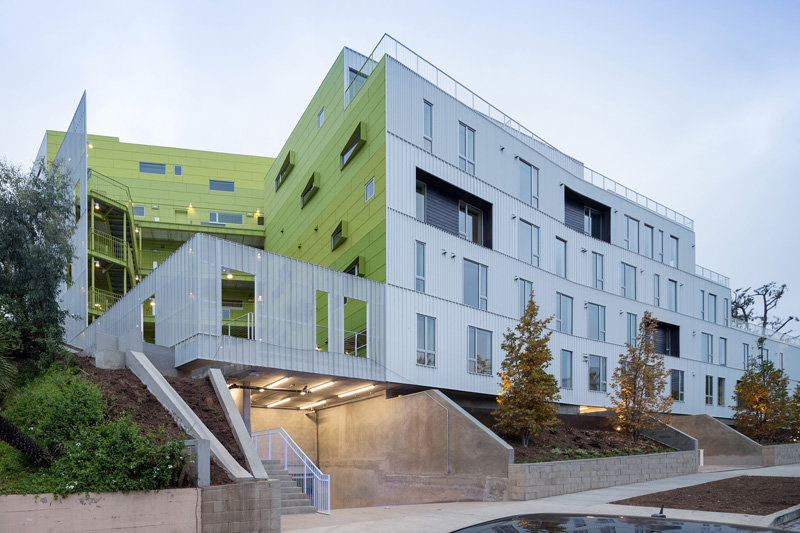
(667, 414), (761, 466)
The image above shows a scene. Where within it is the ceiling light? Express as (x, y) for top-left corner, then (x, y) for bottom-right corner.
(95, 260), (100, 268)
(267, 377), (289, 389)
(268, 398), (291, 408)
(94, 202), (100, 210)
(300, 400), (326, 410)
(338, 385), (375, 398)
(258, 388), (265, 392)
(309, 381), (334, 393)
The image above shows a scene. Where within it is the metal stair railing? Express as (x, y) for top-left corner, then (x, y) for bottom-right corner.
(252, 427), (330, 514)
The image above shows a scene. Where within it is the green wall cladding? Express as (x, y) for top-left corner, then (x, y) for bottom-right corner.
(263, 53), (387, 283)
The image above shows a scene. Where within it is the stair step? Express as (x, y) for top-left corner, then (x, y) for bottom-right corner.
(282, 492), (312, 501)
(281, 499), (315, 508)
(280, 505), (317, 515)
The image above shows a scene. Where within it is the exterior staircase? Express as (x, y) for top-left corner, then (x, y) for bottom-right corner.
(261, 460), (316, 515)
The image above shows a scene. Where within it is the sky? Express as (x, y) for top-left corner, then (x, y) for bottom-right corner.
(1, 0), (799, 328)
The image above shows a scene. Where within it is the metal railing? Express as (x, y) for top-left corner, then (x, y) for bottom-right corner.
(731, 318), (800, 347)
(91, 229), (128, 263)
(695, 265), (730, 287)
(90, 288), (121, 312)
(346, 34), (694, 230)
(222, 312), (254, 340)
(252, 428), (330, 515)
(344, 329), (367, 357)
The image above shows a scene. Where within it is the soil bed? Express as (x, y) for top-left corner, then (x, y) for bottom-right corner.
(509, 424), (670, 463)
(612, 475), (800, 515)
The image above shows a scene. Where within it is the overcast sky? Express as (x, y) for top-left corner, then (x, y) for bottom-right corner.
(2, 1), (798, 327)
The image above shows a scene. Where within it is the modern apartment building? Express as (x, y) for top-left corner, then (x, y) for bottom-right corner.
(47, 36), (798, 422)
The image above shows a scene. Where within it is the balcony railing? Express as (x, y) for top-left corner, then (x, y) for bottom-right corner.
(90, 288), (121, 313)
(91, 229), (128, 263)
(695, 265), (730, 287)
(222, 312), (254, 340)
(346, 34), (694, 230)
(731, 318), (800, 348)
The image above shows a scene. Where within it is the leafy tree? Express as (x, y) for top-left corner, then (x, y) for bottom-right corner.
(494, 291), (560, 446)
(609, 311), (673, 444)
(731, 283), (797, 335)
(0, 158), (75, 369)
(732, 337), (790, 442)
(790, 384), (800, 438)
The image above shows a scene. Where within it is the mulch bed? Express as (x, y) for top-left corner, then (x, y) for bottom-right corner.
(612, 476), (800, 515)
(75, 354), (245, 486)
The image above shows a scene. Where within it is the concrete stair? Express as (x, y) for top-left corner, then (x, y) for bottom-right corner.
(261, 460), (316, 515)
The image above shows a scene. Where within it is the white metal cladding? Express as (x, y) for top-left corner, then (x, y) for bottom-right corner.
(79, 234), (387, 382)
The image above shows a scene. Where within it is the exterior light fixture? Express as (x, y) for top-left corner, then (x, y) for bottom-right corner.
(300, 400), (326, 410)
(268, 398), (291, 408)
(150, 298), (156, 307)
(135, 227), (139, 233)
(309, 381), (334, 393)
(338, 385), (375, 398)
(95, 260), (100, 268)
(267, 377), (289, 389)
(135, 275), (140, 281)
(227, 270), (233, 279)
(189, 203), (193, 208)
(87, 141), (93, 149)
(94, 202), (100, 210)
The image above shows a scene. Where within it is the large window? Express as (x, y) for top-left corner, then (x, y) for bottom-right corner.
(589, 355), (607, 392)
(719, 337), (727, 366)
(341, 122), (366, 169)
(654, 274), (661, 307)
(468, 326), (491, 375)
(593, 252), (604, 290)
(415, 241), (425, 292)
(518, 220), (539, 266)
(423, 100), (433, 152)
(702, 333), (713, 364)
(415, 181), (426, 222)
(132, 205), (145, 217)
(671, 370), (685, 401)
(556, 293), (573, 334)
(627, 313), (638, 347)
(669, 235), (679, 267)
(621, 263), (637, 300)
(585, 207), (603, 239)
(458, 122), (475, 175)
(718, 377), (726, 406)
(587, 303), (606, 341)
(519, 159), (538, 208)
(709, 294), (717, 323)
(643, 224), (654, 258)
(555, 238), (567, 278)
(626, 216), (639, 252)
(209, 179), (235, 192)
(417, 314), (436, 366)
(209, 212), (243, 225)
(463, 260), (488, 310)
(518, 279), (533, 318)
(139, 162), (166, 175)
(705, 376), (714, 405)
(561, 350), (572, 389)
(459, 201), (483, 245)
(668, 279), (678, 311)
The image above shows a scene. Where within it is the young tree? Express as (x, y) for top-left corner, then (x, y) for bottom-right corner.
(609, 311), (673, 443)
(732, 337), (791, 442)
(493, 290), (560, 446)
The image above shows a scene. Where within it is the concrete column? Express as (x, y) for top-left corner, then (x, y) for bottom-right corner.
(242, 381), (252, 434)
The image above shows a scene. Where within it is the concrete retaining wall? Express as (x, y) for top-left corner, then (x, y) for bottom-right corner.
(201, 481), (281, 532)
(249, 404), (319, 464)
(642, 422), (699, 452)
(318, 389), (513, 509)
(509, 450), (697, 501)
(763, 443), (800, 466)
(667, 414), (762, 466)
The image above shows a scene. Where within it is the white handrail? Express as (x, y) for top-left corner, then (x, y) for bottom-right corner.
(252, 427), (330, 515)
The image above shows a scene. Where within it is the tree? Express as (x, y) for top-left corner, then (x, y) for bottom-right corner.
(732, 337), (790, 442)
(731, 287), (754, 323)
(731, 283), (797, 335)
(493, 290), (560, 446)
(609, 311), (673, 443)
(790, 384), (800, 438)
(0, 158), (75, 369)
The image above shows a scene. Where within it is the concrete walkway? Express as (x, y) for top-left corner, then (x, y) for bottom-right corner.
(282, 463), (800, 532)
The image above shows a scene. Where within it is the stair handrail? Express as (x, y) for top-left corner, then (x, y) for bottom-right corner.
(88, 169), (142, 274)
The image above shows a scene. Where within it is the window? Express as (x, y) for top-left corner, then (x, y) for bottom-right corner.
(658, 230), (665, 262)
(423, 100), (433, 152)
(627, 313), (638, 347)
(702, 333), (713, 364)
(341, 121), (366, 169)
(709, 294), (717, 323)
(700, 290), (705, 320)
(257, 216), (264, 226)
(654, 274), (661, 307)
(415, 241), (425, 292)
(348, 68), (367, 97)
(209, 212), (243, 225)
(415, 181), (426, 222)
(561, 350), (572, 389)
(671, 370), (685, 401)
(555, 238), (567, 278)
(589, 355), (607, 392)
(669, 235), (679, 267)
(517, 220), (539, 266)
(132, 205), (145, 217)
(518, 279), (533, 317)
(585, 207), (603, 239)
(705, 376), (714, 405)
(463, 260), (488, 310)
(621, 263), (636, 300)
(209, 179), (235, 192)
(174, 165), (183, 177)
(139, 162), (166, 174)
(625, 216), (639, 252)
(345, 258), (361, 276)
(743, 343), (750, 367)
(301, 173), (319, 208)
(668, 279), (678, 311)
(655, 321), (680, 357)
(331, 221), (347, 250)
(643, 225), (654, 258)
(718, 377), (726, 406)
(760, 345), (769, 360)
(458, 122), (475, 175)
(365, 177), (375, 202)
(556, 293), (573, 334)
(318, 107), (325, 129)
(467, 326), (492, 375)
(417, 314), (436, 366)
(592, 253), (604, 290)
(587, 303), (606, 341)
(459, 201), (483, 245)
(275, 151), (295, 191)
(519, 159), (539, 208)
(723, 298), (729, 327)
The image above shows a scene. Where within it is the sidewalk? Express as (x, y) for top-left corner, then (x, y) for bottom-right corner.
(282, 463), (800, 532)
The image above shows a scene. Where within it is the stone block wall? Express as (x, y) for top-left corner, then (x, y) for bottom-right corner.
(763, 443), (800, 466)
(509, 451), (697, 501)
(201, 481), (281, 533)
